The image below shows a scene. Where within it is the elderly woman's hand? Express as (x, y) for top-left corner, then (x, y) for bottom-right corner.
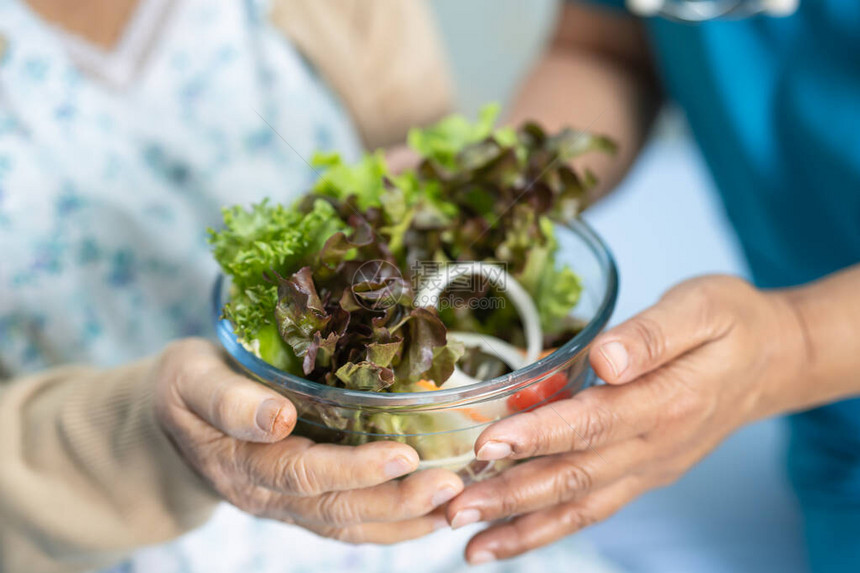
(155, 338), (463, 543)
(446, 275), (810, 563)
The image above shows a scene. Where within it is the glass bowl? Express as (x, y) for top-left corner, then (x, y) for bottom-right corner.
(213, 218), (618, 483)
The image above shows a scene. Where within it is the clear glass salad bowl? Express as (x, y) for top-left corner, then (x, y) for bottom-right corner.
(213, 218), (617, 483)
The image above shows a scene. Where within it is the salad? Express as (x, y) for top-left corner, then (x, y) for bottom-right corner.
(210, 104), (615, 471)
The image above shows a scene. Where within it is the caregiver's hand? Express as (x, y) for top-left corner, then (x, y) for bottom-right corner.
(447, 275), (809, 563)
(155, 338), (463, 543)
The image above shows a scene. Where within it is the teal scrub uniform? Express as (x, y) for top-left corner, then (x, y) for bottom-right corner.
(588, 1), (860, 569)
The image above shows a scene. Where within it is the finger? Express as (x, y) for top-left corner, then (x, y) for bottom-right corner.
(167, 339), (297, 442)
(590, 279), (734, 384)
(464, 477), (643, 564)
(305, 508), (449, 545)
(239, 436), (421, 496)
(384, 145), (419, 174)
(281, 469), (464, 527)
(474, 383), (657, 461)
(448, 439), (645, 527)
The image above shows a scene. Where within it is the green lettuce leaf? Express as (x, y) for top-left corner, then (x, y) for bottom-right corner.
(274, 267), (332, 368)
(254, 323), (301, 372)
(407, 103), (500, 169)
(335, 361), (396, 392)
(393, 307), (448, 383)
(209, 199), (346, 348)
(209, 199), (345, 290)
(311, 151), (388, 211)
(536, 263), (583, 333)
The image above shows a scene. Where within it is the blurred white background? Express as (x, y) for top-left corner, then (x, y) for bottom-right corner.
(429, 2), (808, 571)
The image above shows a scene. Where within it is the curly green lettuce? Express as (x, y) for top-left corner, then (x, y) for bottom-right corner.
(208, 199), (346, 367)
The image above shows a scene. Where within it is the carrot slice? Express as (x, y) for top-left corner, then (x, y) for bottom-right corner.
(457, 407), (494, 423)
(414, 379), (441, 392)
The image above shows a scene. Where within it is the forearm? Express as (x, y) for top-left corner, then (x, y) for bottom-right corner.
(0, 359), (218, 573)
(777, 264), (860, 412)
(507, 2), (662, 197)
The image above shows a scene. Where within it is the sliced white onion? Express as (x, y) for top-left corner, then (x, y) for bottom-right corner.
(439, 332), (527, 390)
(438, 367), (480, 389)
(447, 331), (527, 370)
(414, 262), (543, 364)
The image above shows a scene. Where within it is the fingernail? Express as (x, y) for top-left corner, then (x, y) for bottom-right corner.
(476, 441), (512, 461)
(384, 456), (414, 479)
(451, 508), (481, 529)
(469, 550), (496, 565)
(600, 341), (629, 377)
(255, 399), (284, 434)
(432, 486), (459, 507)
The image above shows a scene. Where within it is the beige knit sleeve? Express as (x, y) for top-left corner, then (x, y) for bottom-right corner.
(270, 0), (455, 150)
(0, 358), (219, 573)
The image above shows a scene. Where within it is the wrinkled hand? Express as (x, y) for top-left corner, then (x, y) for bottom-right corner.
(447, 275), (807, 563)
(155, 339), (463, 543)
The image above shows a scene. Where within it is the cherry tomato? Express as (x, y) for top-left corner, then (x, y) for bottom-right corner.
(507, 370), (569, 412)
